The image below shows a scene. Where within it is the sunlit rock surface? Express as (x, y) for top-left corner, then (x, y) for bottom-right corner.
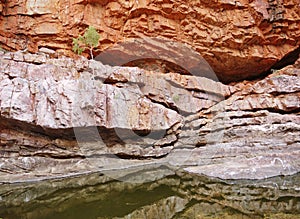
(0, 0), (299, 82)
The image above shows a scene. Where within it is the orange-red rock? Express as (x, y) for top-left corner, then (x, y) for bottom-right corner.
(0, 0), (299, 82)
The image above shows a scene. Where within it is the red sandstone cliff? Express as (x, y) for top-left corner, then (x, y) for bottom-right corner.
(0, 0), (299, 182)
(0, 0), (299, 82)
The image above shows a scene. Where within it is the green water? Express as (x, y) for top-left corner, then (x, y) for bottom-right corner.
(0, 168), (299, 219)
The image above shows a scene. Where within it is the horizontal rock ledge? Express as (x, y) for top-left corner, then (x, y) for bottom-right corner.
(0, 51), (299, 182)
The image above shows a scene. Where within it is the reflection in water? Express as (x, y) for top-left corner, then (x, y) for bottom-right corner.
(0, 167), (299, 219)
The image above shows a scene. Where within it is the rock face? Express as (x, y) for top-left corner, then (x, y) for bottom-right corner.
(0, 50), (299, 181)
(182, 62), (300, 179)
(0, 0), (300, 82)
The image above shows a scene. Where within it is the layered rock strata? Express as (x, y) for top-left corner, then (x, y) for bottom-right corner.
(181, 61), (300, 179)
(0, 51), (299, 181)
(0, 0), (299, 82)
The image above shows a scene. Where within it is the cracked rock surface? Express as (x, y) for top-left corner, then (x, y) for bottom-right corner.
(0, 0), (299, 82)
(0, 51), (299, 181)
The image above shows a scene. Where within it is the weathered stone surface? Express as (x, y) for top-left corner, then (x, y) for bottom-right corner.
(181, 60), (300, 179)
(0, 0), (299, 82)
(0, 55), (181, 131)
(0, 51), (299, 181)
(0, 51), (229, 164)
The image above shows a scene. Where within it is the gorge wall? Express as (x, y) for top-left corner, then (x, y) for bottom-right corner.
(0, 50), (299, 182)
(0, 0), (299, 182)
(0, 0), (299, 82)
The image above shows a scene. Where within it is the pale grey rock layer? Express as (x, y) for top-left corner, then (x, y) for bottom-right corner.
(0, 51), (299, 181)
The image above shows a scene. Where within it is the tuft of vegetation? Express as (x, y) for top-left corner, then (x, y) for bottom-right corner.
(270, 68), (278, 74)
(172, 94), (180, 103)
(114, 93), (120, 99)
(72, 26), (100, 59)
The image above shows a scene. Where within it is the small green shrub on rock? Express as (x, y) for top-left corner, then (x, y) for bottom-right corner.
(72, 26), (100, 59)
